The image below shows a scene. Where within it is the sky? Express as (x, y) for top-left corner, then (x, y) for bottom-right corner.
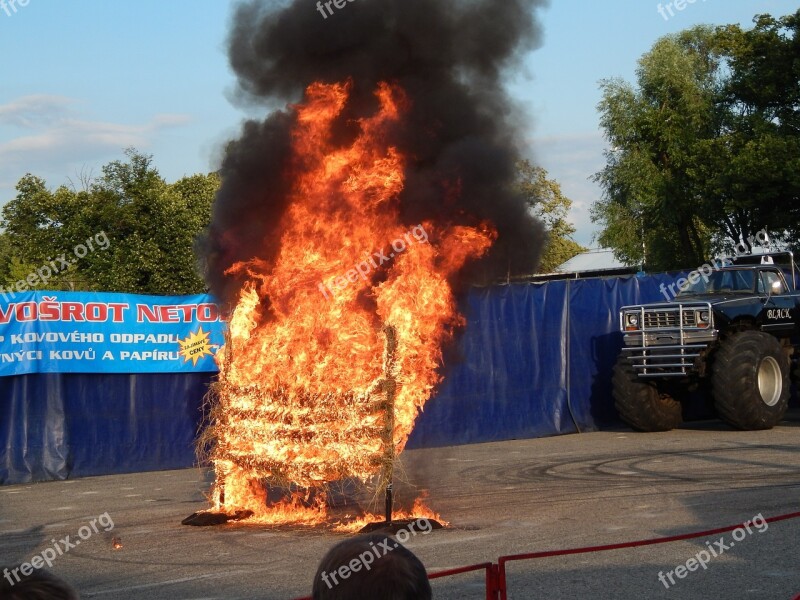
(0, 0), (797, 247)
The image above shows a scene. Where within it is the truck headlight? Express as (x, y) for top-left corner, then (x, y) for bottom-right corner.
(696, 310), (710, 328)
(624, 313), (640, 330)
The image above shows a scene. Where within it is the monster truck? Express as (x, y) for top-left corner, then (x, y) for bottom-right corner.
(613, 251), (800, 431)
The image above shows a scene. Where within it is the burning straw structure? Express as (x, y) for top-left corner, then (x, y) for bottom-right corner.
(189, 324), (421, 530)
(193, 0), (547, 527)
(197, 325), (400, 524)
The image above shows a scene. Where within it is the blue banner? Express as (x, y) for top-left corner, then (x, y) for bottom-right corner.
(0, 291), (225, 376)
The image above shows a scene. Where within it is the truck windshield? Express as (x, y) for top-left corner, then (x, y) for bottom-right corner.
(678, 270), (756, 295)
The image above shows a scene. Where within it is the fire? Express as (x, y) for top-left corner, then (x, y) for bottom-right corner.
(334, 495), (449, 534)
(202, 80), (494, 526)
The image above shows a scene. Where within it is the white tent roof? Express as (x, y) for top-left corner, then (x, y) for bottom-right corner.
(555, 248), (628, 274)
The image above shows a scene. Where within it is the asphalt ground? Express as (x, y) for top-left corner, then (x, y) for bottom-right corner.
(2, 411), (800, 599)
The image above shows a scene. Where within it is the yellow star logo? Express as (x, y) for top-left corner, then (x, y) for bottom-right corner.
(178, 327), (214, 367)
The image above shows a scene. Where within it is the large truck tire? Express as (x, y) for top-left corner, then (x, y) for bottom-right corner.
(612, 355), (682, 432)
(712, 331), (789, 430)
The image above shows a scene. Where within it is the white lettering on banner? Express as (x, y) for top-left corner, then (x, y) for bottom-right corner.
(135, 304), (219, 323)
(0, 299), (129, 324)
(109, 334), (180, 344)
(11, 332), (104, 344)
(49, 350), (95, 360)
(119, 351), (181, 361)
(0, 351), (43, 362)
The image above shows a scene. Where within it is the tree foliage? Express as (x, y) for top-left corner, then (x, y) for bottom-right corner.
(516, 160), (585, 273)
(0, 151), (580, 291)
(592, 11), (800, 270)
(0, 149), (219, 294)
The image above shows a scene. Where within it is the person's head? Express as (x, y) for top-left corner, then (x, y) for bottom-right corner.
(312, 533), (431, 599)
(1, 566), (79, 599)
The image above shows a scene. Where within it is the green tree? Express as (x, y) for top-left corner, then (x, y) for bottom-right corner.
(515, 161), (585, 273)
(593, 12), (800, 269)
(0, 175), (83, 290)
(0, 233), (39, 292)
(1, 149), (219, 294)
(592, 27), (718, 270)
(696, 11), (800, 254)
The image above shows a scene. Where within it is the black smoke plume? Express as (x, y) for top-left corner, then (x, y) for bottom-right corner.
(202, 0), (548, 305)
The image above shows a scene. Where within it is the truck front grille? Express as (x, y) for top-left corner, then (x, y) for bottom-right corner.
(620, 302), (715, 377)
(643, 310), (697, 329)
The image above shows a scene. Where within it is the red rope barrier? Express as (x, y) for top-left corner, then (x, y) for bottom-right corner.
(428, 563), (498, 600)
(292, 510), (800, 600)
(428, 562), (494, 580)
(497, 511), (800, 600)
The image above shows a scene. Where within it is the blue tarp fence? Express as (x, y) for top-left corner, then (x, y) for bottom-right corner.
(406, 273), (681, 448)
(0, 273), (695, 485)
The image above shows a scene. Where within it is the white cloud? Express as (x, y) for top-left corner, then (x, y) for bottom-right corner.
(0, 95), (191, 201)
(0, 94), (76, 128)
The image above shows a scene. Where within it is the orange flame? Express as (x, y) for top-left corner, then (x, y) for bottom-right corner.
(334, 494), (448, 533)
(205, 80), (494, 526)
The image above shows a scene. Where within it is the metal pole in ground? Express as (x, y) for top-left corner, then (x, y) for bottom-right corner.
(381, 324), (398, 524)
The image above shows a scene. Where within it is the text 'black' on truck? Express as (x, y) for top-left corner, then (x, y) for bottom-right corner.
(614, 252), (800, 432)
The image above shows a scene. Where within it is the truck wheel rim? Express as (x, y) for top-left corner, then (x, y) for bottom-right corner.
(758, 356), (782, 407)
